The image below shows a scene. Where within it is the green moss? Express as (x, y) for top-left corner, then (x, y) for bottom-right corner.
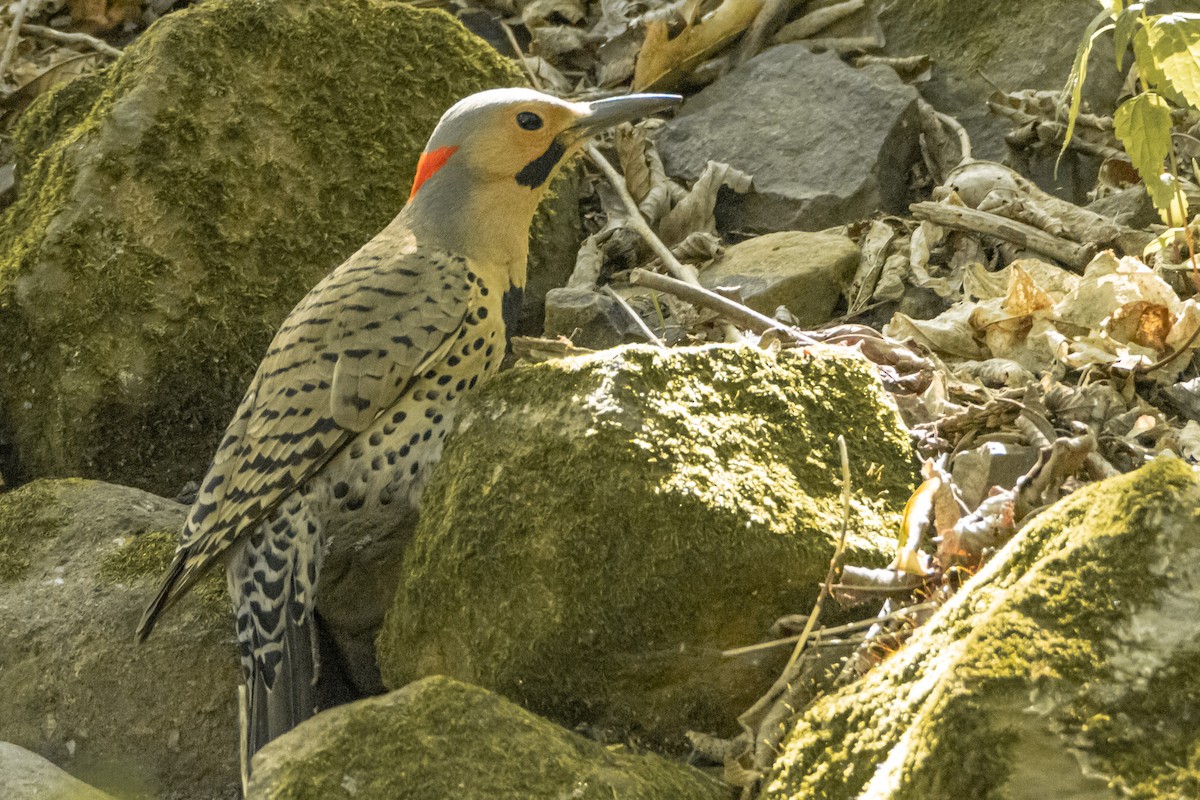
(98, 529), (227, 616)
(0, 0), (534, 494)
(251, 676), (727, 800)
(0, 480), (63, 581)
(762, 457), (1200, 800)
(380, 344), (917, 746)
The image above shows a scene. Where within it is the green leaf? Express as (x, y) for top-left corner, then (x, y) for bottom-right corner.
(1114, 4), (1144, 69)
(1146, 13), (1200, 109)
(1113, 92), (1175, 210)
(1058, 8), (1117, 165)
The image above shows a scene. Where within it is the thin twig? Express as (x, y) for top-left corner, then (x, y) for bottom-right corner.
(19, 23), (123, 58)
(501, 21), (542, 91)
(586, 143), (700, 285)
(934, 110), (972, 163)
(910, 201), (1095, 269)
(782, 436), (852, 674)
(721, 601), (939, 657)
(0, 0), (32, 89)
(630, 268), (820, 345)
(602, 285), (666, 348)
(734, 436), (853, 780)
(586, 143), (744, 343)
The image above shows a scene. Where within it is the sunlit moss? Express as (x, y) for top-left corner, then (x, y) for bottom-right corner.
(378, 344), (918, 748)
(763, 456), (1200, 799)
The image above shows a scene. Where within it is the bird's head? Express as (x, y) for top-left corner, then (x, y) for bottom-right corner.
(401, 88), (681, 272)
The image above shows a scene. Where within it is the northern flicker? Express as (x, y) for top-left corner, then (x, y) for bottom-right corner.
(135, 88), (681, 770)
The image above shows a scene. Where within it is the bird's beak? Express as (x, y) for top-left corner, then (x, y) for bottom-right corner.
(572, 93), (684, 136)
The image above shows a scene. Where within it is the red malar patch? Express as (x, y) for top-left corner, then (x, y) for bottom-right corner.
(408, 145), (459, 201)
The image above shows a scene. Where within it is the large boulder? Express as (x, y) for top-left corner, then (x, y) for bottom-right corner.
(0, 0), (577, 497)
(249, 676), (729, 800)
(763, 456), (1200, 799)
(657, 45), (921, 232)
(0, 480), (240, 799)
(378, 344), (918, 748)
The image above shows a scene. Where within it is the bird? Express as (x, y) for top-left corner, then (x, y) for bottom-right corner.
(134, 87), (682, 775)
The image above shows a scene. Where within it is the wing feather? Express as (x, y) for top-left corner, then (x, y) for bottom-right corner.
(137, 229), (474, 637)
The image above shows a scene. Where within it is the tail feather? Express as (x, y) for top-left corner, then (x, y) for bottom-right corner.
(135, 554), (187, 642)
(244, 608), (318, 773)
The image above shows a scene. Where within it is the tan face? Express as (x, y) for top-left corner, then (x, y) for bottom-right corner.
(446, 95), (585, 190)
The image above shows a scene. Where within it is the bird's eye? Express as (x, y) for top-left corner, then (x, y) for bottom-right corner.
(516, 111), (543, 131)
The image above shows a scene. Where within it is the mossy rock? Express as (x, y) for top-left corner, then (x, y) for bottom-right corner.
(249, 675), (729, 800)
(762, 456), (1200, 800)
(378, 344), (918, 748)
(0, 0), (578, 496)
(0, 479), (239, 799)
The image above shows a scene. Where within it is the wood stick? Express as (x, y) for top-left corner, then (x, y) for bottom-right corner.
(586, 143), (745, 343)
(19, 23), (123, 59)
(0, 0), (32, 89)
(910, 201), (1095, 270)
(629, 268), (820, 345)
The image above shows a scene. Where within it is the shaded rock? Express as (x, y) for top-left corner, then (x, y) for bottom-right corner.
(0, 743), (117, 800)
(0, 0), (576, 496)
(699, 231), (859, 324)
(378, 344), (917, 748)
(951, 440), (1040, 510)
(248, 676), (728, 800)
(0, 480), (239, 799)
(543, 286), (639, 349)
(763, 456), (1200, 799)
(879, 0), (1125, 201)
(657, 45), (920, 233)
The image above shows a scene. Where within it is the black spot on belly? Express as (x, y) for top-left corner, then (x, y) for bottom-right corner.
(392, 411), (406, 424)
(345, 496), (365, 512)
(333, 481), (349, 499)
(369, 432), (383, 446)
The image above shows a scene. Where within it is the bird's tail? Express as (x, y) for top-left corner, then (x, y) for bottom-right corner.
(228, 518), (322, 784)
(239, 608), (318, 788)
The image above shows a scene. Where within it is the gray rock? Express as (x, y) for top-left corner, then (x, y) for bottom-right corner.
(0, 480), (240, 799)
(543, 286), (639, 349)
(699, 231), (859, 324)
(249, 676), (728, 800)
(657, 44), (921, 233)
(378, 344), (917, 747)
(951, 440), (1040, 510)
(879, 0), (1126, 201)
(0, 743), (117, 800)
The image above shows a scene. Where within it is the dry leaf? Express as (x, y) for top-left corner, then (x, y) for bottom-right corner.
(521, 0), (587, 27)
(633, 0), (764, 91)
(658, 159), (751, 245)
